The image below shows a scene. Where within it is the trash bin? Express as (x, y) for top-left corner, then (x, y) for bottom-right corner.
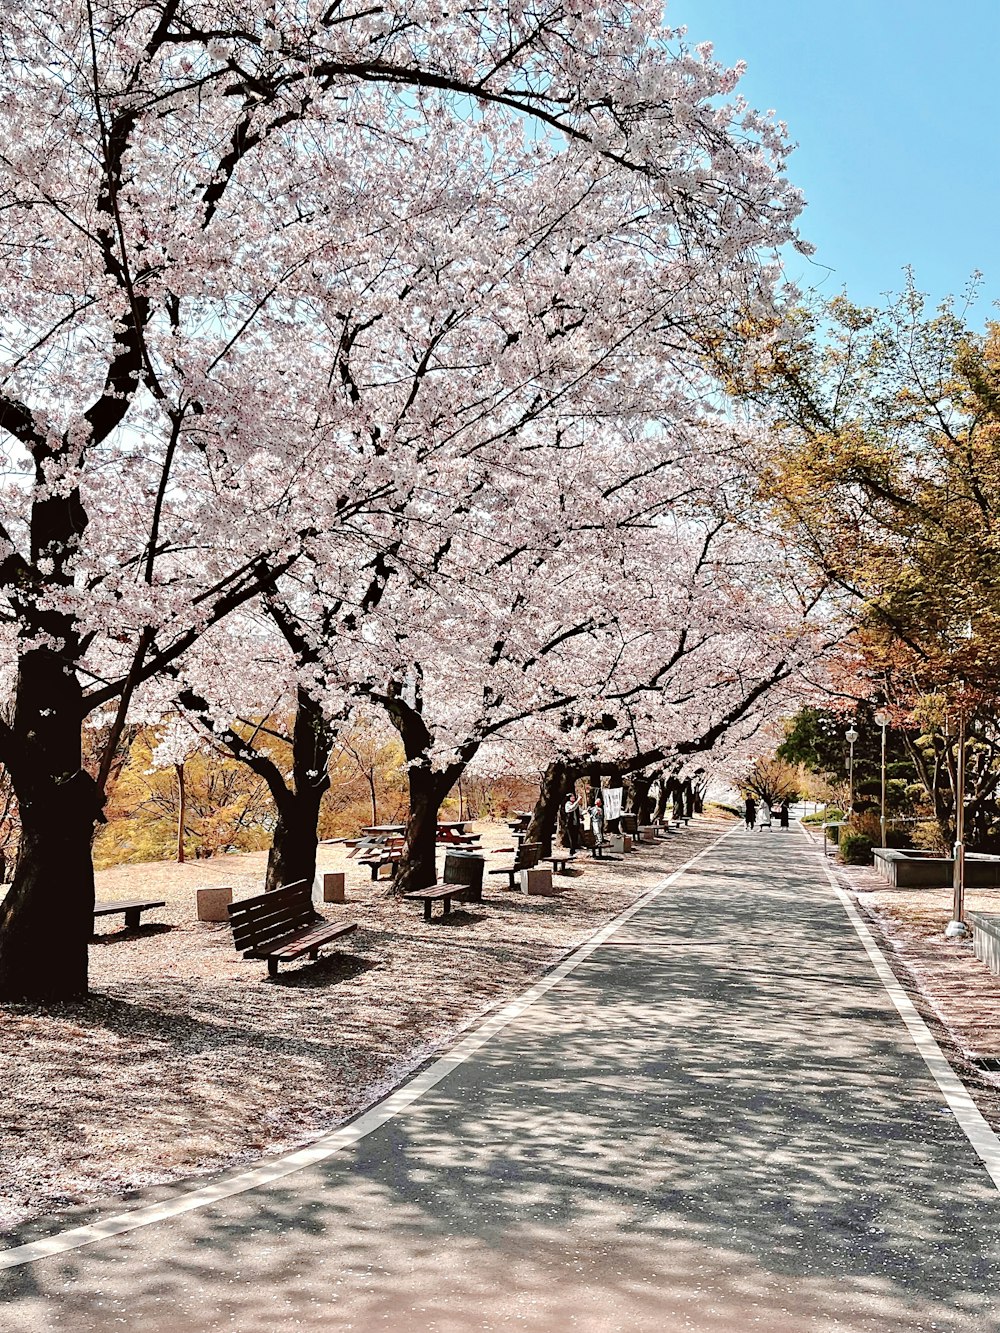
(620, 813), (638, 836)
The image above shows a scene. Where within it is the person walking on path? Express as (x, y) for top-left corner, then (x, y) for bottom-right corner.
(778, 800), (790, 830)
(758, 802), (772, 831)
(563, 792), (583, 854)
(744, 795), (757, 830)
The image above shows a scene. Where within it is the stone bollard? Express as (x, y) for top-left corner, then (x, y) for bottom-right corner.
(197, 886), (233, 922)
(323, 872), (346, 903)
(521, 867), (558, 896)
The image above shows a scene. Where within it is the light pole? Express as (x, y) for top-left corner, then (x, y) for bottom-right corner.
(846, 725), (858, 817)
(946, 700), (969, 939)
(874, 709), (889, 848)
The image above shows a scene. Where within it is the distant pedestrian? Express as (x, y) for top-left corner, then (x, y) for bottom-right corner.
(744, 796), (756, 830)
(758, 802), (772, 831)
(589, 796), (605, 856)
(564, 792), (583, 853)
(778, 800), (790, 830)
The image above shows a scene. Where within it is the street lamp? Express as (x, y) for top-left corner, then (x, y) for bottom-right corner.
(874, 709), (889, 848)
(946, 700), (970, 939)
(845, 725), (859, 816)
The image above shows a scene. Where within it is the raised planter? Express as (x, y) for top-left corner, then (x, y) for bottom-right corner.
(873, 848), (1000, 889)
(969, 913), (1000, 975)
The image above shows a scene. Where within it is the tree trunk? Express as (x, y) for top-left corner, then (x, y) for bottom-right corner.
(393, 763), (453, 895)
(654, 777), (672, 823)
(527, 760), (572, 857)
(175, 762), (186, 863)
(266, 788), (326, 892)
(0, 649), (102, 1001)
(367, 772), (378, 827)
(264, 687), (333, 894)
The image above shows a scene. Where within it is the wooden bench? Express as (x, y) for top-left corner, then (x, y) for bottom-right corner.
(542, 852), (576, 874)
(403, 885), (468, 921)
(489, 841), (541, 889)
(357, 835), (406, 880)
(227, 880), (359, 978)
(93, 899), (166, 932)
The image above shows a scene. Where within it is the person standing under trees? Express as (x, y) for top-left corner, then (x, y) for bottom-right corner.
(589, 795), (605, 857)
(745, 796), (757, 830)
(779, 800), (790, 830)
(563, 792), (583, 854)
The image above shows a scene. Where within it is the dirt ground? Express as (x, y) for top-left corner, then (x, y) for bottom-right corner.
(0, 816), (730, 1234)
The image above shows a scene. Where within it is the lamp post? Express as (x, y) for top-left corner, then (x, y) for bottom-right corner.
(946, 700), (969, 939)
(846, 725), (859, 817)
(874, 709), (889, 848)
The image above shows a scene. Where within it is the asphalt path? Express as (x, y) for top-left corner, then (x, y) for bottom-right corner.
(3, 826), (1000, 1332)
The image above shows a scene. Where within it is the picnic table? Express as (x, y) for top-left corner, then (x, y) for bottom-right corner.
(360, 824), (406, 836)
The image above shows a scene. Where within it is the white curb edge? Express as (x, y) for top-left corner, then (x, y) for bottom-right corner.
(0, 824), (737, 1271)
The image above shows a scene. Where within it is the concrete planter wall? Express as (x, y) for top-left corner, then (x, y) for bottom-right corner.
(873, 849), (1000, 888)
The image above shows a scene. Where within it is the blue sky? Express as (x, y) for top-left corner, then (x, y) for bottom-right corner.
(672, 0), (999, 326)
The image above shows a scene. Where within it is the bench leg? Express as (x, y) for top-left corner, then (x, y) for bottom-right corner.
(443, 895), (452, 916)
(369, 865), (379, 881)
(124, 908), (141, 930)
(309, 947), (319, 960)
(268, 957), (279, 979)
(424, 900), (432, 922)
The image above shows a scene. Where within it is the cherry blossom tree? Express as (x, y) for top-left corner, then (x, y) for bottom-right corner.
(0, 1), (807, 998)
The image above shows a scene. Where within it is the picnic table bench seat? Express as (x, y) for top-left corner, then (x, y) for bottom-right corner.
(403, 885), (469, 921)
(93, 899), (166, 932)
(542, 852), (576, 874)
(227, 880), (359, 978)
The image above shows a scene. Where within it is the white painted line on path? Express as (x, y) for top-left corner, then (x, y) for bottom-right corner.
(0, 824), (737, 1271)
(811, 833), (1000, 1192)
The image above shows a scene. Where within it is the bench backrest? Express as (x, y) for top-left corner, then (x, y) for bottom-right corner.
(228, 880), (317, 953)
(515, 841), (541, 870)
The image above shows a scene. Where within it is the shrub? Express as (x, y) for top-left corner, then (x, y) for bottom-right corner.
(885, 827), (913, 849)
(802, 807), (843, 826)
(708, 802), (741, 819)
(841, 833), (874, 865)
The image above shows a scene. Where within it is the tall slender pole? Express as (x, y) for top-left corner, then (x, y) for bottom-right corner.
(880, 721), (887, 848)
(848, 739), (855, 815)
(953, 709), (966, 923)
(947, 706), (969, 938)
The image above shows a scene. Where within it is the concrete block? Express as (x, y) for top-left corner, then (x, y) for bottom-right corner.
(608, 834), (625, 854)
(323, 872), (346, 903)
(196, 886), (232, 922)
(638, 826), (656, 844)
(521, 867), (557, 896)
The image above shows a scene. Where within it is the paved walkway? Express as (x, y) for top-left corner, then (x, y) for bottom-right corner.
(3, 828), (1000, 1331)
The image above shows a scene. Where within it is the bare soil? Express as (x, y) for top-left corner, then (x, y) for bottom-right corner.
(0, 817), (729, 1234)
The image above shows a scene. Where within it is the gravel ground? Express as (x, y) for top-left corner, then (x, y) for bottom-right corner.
(0, 816), (730, 1234)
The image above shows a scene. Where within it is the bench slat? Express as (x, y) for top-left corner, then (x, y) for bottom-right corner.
(94, 899), (166, 916)
(255, 922), (358, 962)
(231, 905), (318, 951)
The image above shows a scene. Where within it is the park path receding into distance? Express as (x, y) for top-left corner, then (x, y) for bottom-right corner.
(3, 828), (1000, 1333)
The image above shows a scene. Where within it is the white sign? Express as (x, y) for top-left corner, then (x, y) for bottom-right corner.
(603, 787), (623, 821)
